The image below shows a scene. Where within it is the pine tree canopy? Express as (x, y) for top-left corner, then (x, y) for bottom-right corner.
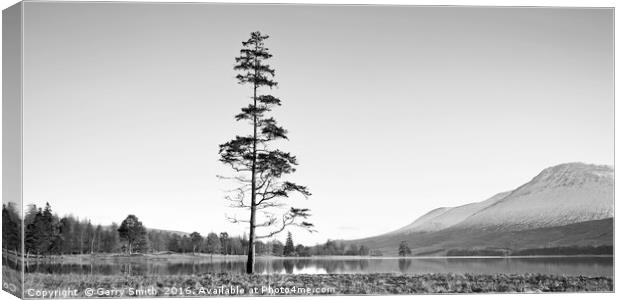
(219, 31), (314, 244)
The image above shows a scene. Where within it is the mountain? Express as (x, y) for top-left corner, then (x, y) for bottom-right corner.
(457, 163), (613, 230)
(389, 191), (511, 234)
(390, 207), (451, 234)
(349, 162), (614, 256)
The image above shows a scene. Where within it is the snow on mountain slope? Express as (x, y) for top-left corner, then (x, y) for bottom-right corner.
(456, 163), (613, 230)
(390, 191), (511, 234)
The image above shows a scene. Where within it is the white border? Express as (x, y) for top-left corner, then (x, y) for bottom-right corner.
(0, 1), (616, 300)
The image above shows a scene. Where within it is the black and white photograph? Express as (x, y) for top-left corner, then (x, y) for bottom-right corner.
(1, 0), (615, 298)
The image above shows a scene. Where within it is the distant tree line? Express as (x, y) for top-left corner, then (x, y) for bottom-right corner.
(1, 203), (270, 257)
(21, 203), (126, 256)
(446, 248), (509, 257)
(511, 246), (613, 256)
(446, 245), (613, 256)
(2, 203), (21, 253)
(2, 203), (374, 258)
(310, 239), (372, 256)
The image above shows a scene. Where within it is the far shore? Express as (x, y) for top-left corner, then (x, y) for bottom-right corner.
(3, 251), (613, 264)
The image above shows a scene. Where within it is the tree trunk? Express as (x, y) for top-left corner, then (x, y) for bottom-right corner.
(246, 50), (259, 274)
(246, 207), (256, 273)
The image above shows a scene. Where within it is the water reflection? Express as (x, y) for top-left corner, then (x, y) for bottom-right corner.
(20, 256), (613, 277)
(398, 258), (412, 273)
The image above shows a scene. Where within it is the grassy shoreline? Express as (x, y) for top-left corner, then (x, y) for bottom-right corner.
(21, 273), (613, 296)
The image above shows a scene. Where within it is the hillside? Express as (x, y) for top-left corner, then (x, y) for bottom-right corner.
(348, 163), (614, 256)
(457, 163), (613, 230)
(389, 191), (511, 234)
(353, 218), (613, 256)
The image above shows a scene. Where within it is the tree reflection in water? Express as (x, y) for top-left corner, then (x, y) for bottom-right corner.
(398, 259), (412, 273)
(20, 256), (614, 277)
(24, 258), (377, 275)
(283, 260), (294, 274)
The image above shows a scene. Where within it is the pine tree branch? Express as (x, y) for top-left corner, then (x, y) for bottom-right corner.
(255, 207), (314, 239)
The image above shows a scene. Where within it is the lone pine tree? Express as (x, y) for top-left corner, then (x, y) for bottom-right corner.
(219, 31), (313, 274)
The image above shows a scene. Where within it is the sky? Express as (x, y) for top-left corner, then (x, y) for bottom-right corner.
(15, 2), (614, 244)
